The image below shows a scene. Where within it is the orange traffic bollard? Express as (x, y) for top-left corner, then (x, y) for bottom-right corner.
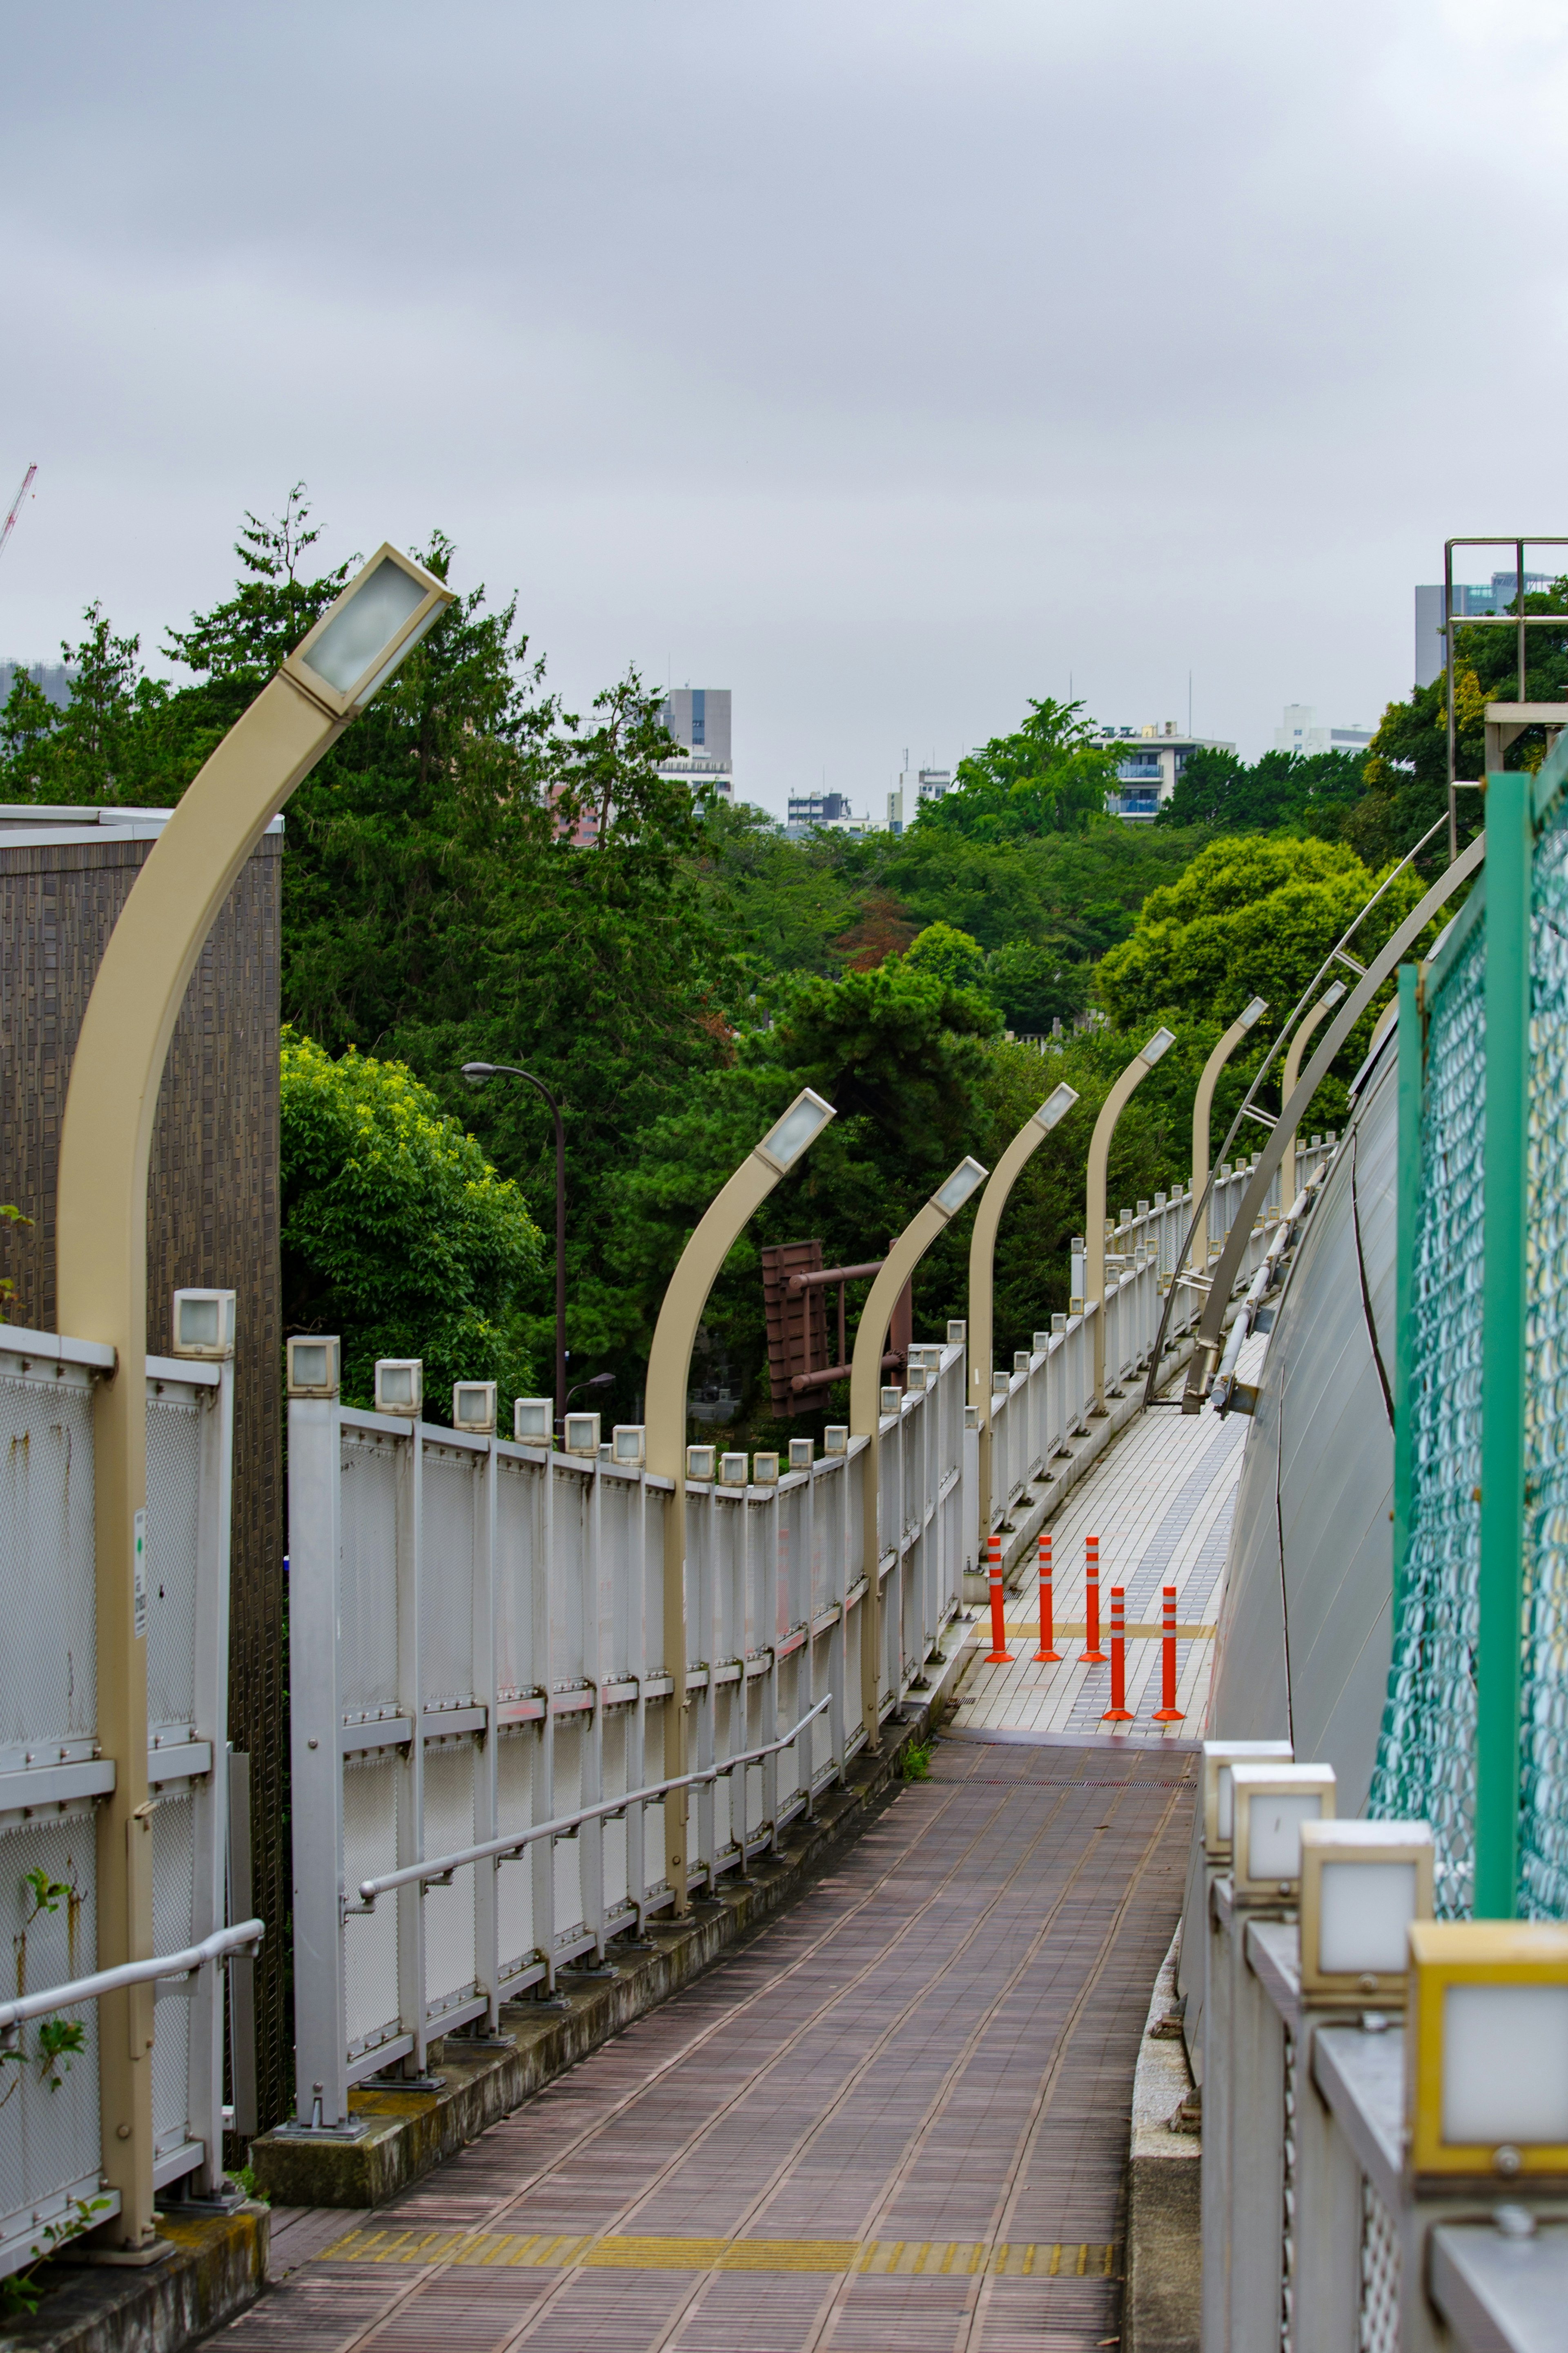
(984, 1531), (1013, 1663)
(1033, 1531), (1060, 1663)
(1080, 1535), (1107, 1663)
(1152, 1583), (1185, 1721)
(1102, 1584), (1134, 1721)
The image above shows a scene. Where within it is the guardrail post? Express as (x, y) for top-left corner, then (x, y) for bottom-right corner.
(189, 1348), (235, 2190)
(395, 1419), (428, 2074)
(287, 1392), (349, 2127)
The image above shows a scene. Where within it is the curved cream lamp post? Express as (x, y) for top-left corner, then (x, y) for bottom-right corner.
(642, 1088), (836, 1915)
(1085, 1028), (1176, 1413)
(849, 1156), (988, 1749)
(1277, 981), (1345, 1205)
(55, 546), (453, 2253)
(968, 1082), (1079, 1551)
(1188, 997), (1268, 1277)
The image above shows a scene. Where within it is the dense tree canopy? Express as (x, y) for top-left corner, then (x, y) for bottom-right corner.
(9, 488), (1462, 1439)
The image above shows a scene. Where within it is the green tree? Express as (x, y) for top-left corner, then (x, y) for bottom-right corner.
(280, 1028), (542, 1416)
(902, 920), (986, 990)
(983, 938), (1091, 1033)
(916, 697), (1119, 841)
(1156, 745), (1369, 839)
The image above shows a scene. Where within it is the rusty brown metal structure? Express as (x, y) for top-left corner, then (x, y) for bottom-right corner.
(761, 1238), (911, 1415)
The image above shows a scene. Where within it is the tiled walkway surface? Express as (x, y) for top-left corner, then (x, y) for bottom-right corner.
(952, 1340), (1266, 1745)
(235, 1740), (1194, 2353)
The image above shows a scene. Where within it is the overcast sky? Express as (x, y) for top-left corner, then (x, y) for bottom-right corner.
(1, 0), (1564, 816)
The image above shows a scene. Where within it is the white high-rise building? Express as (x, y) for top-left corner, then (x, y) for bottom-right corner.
(658, 687), (733, 797)
(1274, 705), (1373, 758)
(886, 764), (952, 837)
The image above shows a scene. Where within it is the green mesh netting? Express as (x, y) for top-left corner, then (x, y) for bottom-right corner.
(1521, 790), (1568, 1918)
(1372, 786), (1568, 1918)
(1370, 919), (1485, 1916)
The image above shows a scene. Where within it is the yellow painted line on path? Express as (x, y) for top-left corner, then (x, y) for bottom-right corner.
(321, 2226), (1120, 2279)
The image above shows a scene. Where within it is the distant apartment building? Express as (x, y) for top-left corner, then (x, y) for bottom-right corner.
(658, 686), (734, 798)
(1274, 704), (1373, 758)
(1413, 573), (1556, 689)
(0, 660), (73, 711)
(1089, 721), (1236, 821)
(785, 790), (880, 842)
(885, 765), (952, 836)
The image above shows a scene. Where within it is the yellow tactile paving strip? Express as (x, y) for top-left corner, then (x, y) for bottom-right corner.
(323, 2226), (1119, 2278)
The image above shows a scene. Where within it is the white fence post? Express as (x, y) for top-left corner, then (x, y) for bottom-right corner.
(287, 1394), (348, 2126)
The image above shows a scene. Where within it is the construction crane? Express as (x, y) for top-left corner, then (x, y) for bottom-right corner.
(0, 462), (37, 564)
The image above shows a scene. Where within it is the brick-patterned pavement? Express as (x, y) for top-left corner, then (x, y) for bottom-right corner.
(225, 1739), (1192, 2353)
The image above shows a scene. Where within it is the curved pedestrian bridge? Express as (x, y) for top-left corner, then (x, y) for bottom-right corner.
(226, 1392), (1235, 2353)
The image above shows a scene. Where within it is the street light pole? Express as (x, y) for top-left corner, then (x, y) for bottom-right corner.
(1188, 997), (1267, 1276)
(54, 546), (452, 2252)
(1084, 1028), (1176, 1413)
(850, 1156), (988, 1750)
(641, 1088), (836, 1911)
(1276, 984), (1345, 1206)
(462, 1062), (566, 1424)
(968, 1083), (1078, 1555)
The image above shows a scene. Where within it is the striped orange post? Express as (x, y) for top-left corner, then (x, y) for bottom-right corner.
(1079, 1535), (1107, 1664)
(1033, 1531), (1060, 1663)
(984, 1531), (1013, 1663)
(1102, 1585), (1133, 1721)
(1152, 1583), (1185, 1721)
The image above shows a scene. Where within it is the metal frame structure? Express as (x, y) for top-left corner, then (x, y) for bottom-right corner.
(1443, 533), (1568, 859)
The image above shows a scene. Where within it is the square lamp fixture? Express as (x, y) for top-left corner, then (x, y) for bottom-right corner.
(513, 1397), (552, 1445)
(1034, 1082), (1080, 1131)
(880, 1385), (902, 1416)
(964, 1404), (979, 1430)
(173, 1289), (236, 1360)
(753, 1451), (780, 1483)
(824, 1425), (848, 1455)
(563, 1412), (600, 1457)
(452, 1381), (497, 1435)
(1139, 1026), (1177, 1067)
(611, 1424), (646, 1467)
(285, 546), (454, 717)
(1228, 1762), (1336, 1899)
(905, 1365), (929, 1393)
(686, 1443), (717, 1481)
(286, 1335), (339, 1397)
(992, 1371), (1010, 1396)
(1203, 1738), (1295, 1860)
(789, 1438), (814, 1470)
(1298, 1820), (1434, 2002)
(931, 1157), (989, 1219)
(1408, 1920), (1568, 2177)
(1033, 1332), (1050, 1352)
(719, 1452), (748, 1486)
(375, 1359), (422, 1418)
(947, 1319), (966, 1345)
(754, 1088), (836, 1175)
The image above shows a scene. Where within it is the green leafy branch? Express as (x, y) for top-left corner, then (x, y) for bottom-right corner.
(0, 2196), (112, 2316)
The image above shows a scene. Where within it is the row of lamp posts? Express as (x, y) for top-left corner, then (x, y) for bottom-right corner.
(57, 529), (1314, 2248)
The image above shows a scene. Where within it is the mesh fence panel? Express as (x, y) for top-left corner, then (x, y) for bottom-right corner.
(1369, 919), (1486, 1913)
(1522, 791), (1568, 1916)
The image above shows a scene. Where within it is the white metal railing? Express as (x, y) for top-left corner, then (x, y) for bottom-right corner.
(0, 1923), (264, 2038)
(285, 1340), (971, 2128)
(0, 1321), (236, 2279)
(351, 1702), (832, 1907)
(1204, 1859), (1564, 2353)
(983, 1142), (1336, 1532)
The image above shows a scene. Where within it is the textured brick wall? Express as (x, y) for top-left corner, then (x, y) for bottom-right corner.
(0, 829), (289, 2131)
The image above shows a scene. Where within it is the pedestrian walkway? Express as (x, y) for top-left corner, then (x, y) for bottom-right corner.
(952, 1338), (1266, 1745)
(232, 1736), (1193, 2353)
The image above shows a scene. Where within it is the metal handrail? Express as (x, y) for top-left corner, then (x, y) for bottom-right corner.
(353, 1694), (835, 1908)
(0, 1919), (264, 2040)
